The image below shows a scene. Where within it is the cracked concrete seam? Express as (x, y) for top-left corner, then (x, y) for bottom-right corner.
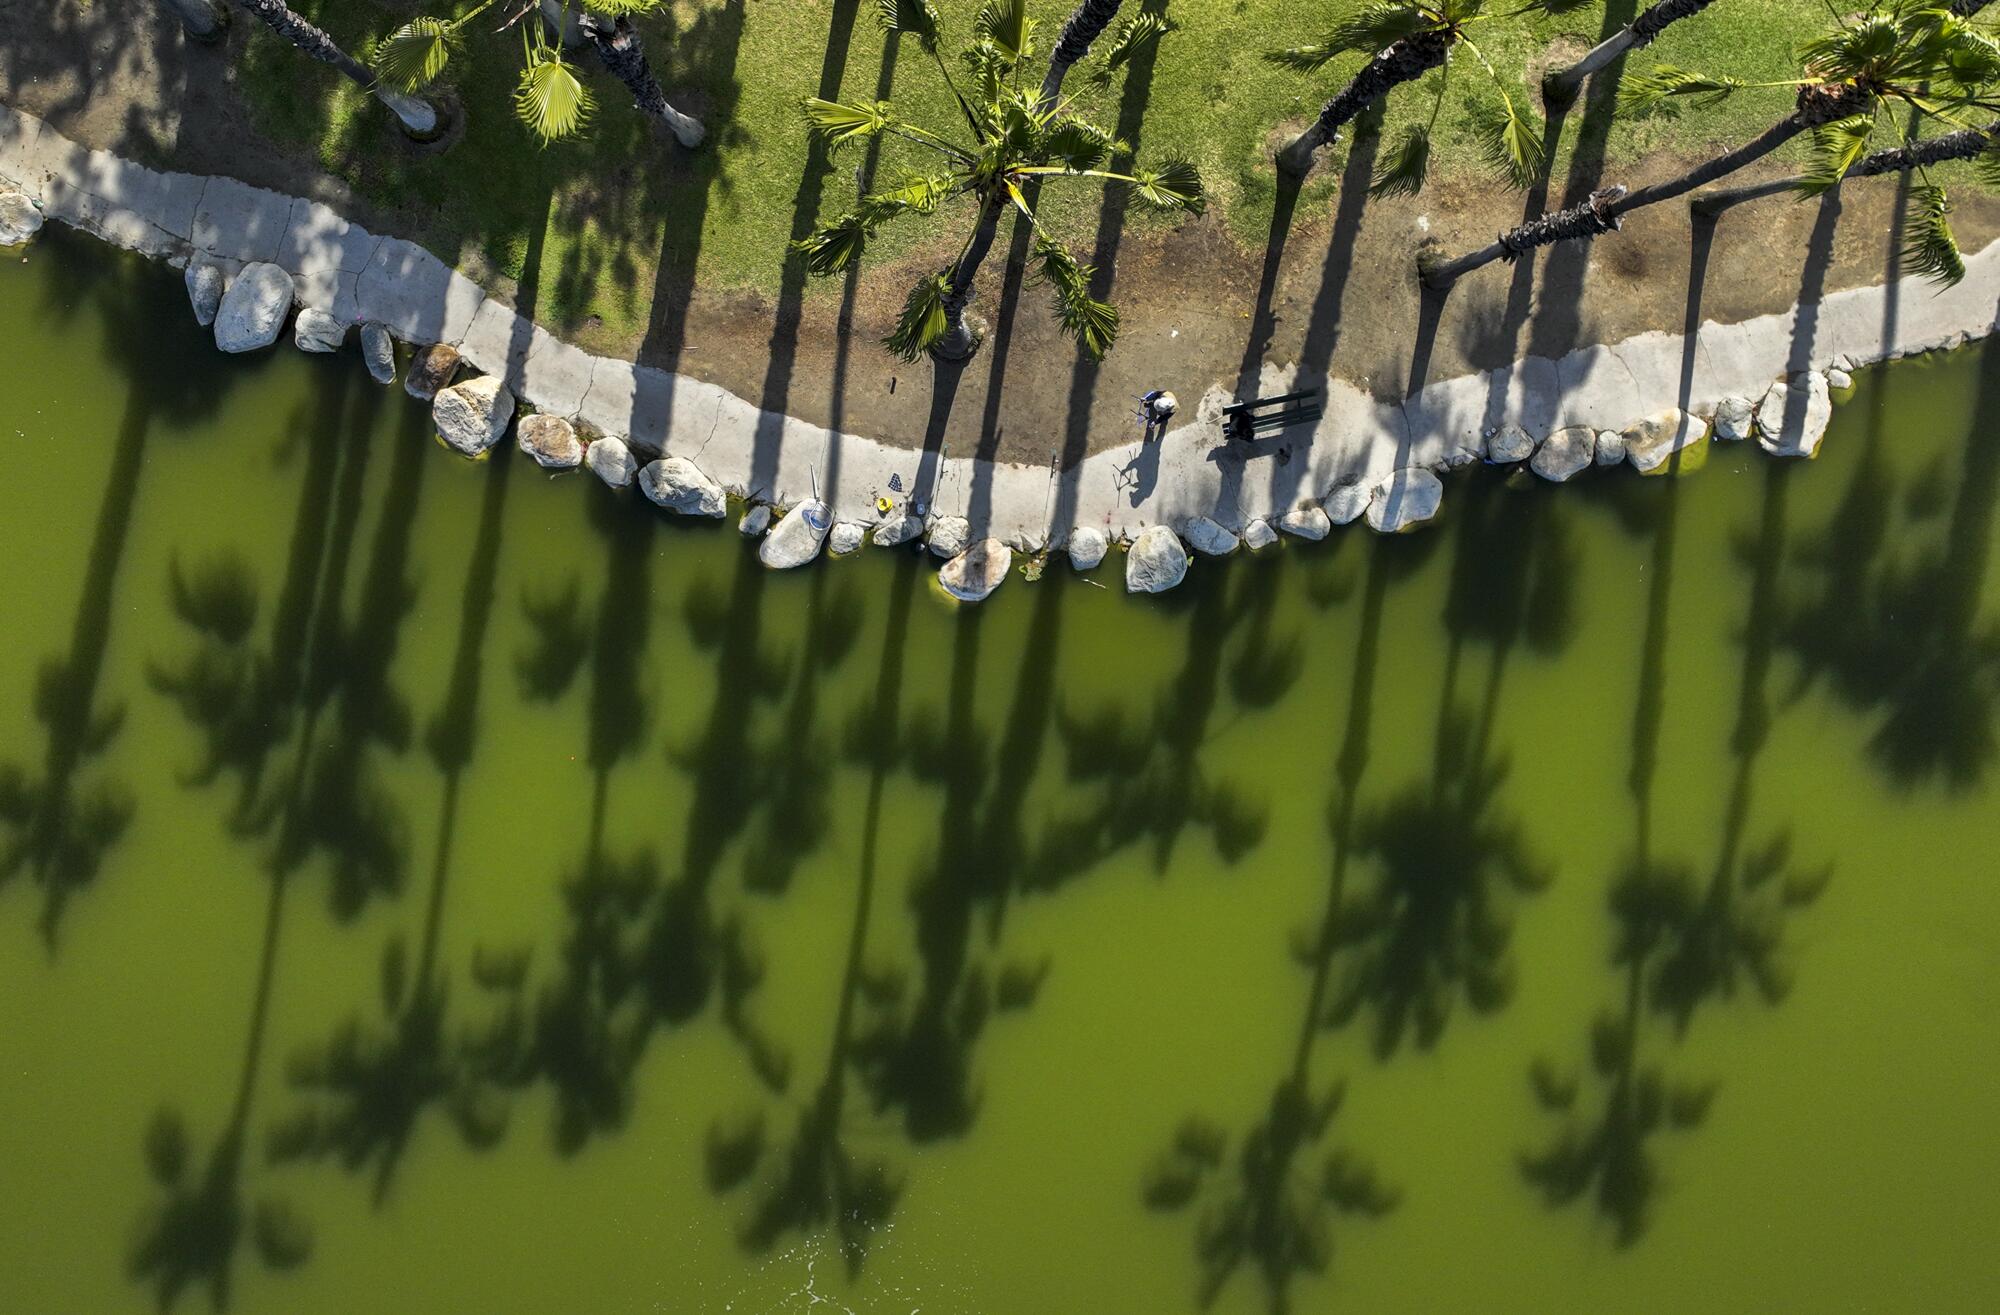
(12, 104), (2000, 585)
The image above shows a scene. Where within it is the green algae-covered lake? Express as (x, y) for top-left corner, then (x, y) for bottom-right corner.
(3, 233), (1998, 1314)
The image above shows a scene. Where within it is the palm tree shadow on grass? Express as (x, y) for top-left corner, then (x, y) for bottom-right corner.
(0, 234), (241, 946)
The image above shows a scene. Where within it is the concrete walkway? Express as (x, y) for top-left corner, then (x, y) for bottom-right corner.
(6, 99), (1998, 576)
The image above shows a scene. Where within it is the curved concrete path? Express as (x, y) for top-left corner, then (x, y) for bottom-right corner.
(6, 99), (1998, 571)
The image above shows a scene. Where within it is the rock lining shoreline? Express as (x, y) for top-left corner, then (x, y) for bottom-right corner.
(7, 101), (1998, 602)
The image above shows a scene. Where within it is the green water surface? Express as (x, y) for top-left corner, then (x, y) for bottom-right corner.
(2, 234), (1997, 1314)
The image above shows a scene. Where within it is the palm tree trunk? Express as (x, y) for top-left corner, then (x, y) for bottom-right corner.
(1543, 0), (1721, 108)
(1277, 29), (1452, 177)
(1039, 0), (1124, 106)
(160, 0), (229, 42)
(1693, 119), (2000, 217)
(578, 13), (705, 149)
(228, 0), (440, 137)
(1425, 86), (1872, 287)
(538, 0), (585, 49)
(934, 197), (1006, 361)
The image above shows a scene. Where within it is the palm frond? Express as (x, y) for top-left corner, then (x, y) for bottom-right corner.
(791, 213), (875, 275)
(802, 97), (894, 148)
(515, 48), (594, 143)
(1329, 2), (1437, 57)
(1265, 40), (1345, 73)
(1041, 118), (1117, 171)
(1976, 132), (2000, 190)
(859, 173), (956, 221)
(1472, 96), (1546, 191)
(373, 18), (458, 94)
(1094, 12), (1175, 80)
(581, 0), (662, 15)
(875, 0), (942, 51)
(1902, 184), (1965, 288)
(1800, 14), (1901, 83)
(1515, 0), (1598, 14)
(1370, 124), (1433, 197)
(1799, 112), (1878, 194)
(975, 0), (1035, 66)
(1127, 158), (1206, 214)
(1031, 238), (1118, 360)
(1617, 64), (1748, 116)
(884, 273), (954, 361)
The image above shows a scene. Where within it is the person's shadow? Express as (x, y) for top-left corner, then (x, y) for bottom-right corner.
(1115, 437), (1163, 507)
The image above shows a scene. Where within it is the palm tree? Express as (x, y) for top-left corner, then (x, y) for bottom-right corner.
(1271, 0), (1552, 181)
(1541, 0), (1724, 108)
(228, 0), (442, 138)
(1039, 0), (1171, 103)
(1695, 117), (2000, 217)
(1424, 3), (2000, 287)
(372, 1), (698, 145)
(794, 0), (1203, 362)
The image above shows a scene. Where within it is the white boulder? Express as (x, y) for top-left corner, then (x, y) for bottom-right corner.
(1126, 526), (1189, 594)
(1242, 518), (1279, 551)
(1623, 408), (1707, 475)
(939, 539), (1012, 602)
(639, 457), (726, 516)
(1531, 426), (1596, 482)
(517, 413), (582, 470)
(1067, 526), (1108, 571)
(1324, 480), (1369, 525)
(738, 504), (772, 537)
(828, 522), (865, 556)
(927, 516), (971, 558)
(1365, 468), (1443, 533)
(1184, 516), (1239, 556)
(586, 437), (637, 489)
(185, 261), (224, 327)
(1756, 373), (1833, 458)
(1278, 506), (1331, 541)
(360, 323), (396, 385)
(433, 374), (515, 457)
(0, 191), (43, 245)
(1712, 395), (1754, 442)
(760, 501), (832, 569)
(213, 262), (294, 353)
(1594, 429), (1626, 466)
(873, 514), (924, 547)
(293, 307), (347, 353)
(1827, 367), (1853, 391)
(1486, 424), (1536, 463)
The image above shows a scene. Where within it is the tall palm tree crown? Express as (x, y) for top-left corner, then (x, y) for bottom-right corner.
(1270, 0), (1566, 182)
(795, 0), (1204, 362)
(1620, 2), (2000, 282)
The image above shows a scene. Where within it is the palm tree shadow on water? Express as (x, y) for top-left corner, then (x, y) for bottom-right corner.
(264, 194), (577, 1206)
(131, 358), (422, 1310)
(1522, 449), (1827, 1245)
(1320, 474), (1571, 1062)
(1778, 333), (2000, 791)
(705, 553), (926, 1272)
(0, 235), (242, 947)
(1141, 537), (1421, 1314)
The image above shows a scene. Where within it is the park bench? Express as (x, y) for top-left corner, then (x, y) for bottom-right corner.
(1223, 389), (1323, 445)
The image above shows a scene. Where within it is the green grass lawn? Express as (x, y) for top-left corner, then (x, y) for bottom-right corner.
(239, 0), (1929, 351)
